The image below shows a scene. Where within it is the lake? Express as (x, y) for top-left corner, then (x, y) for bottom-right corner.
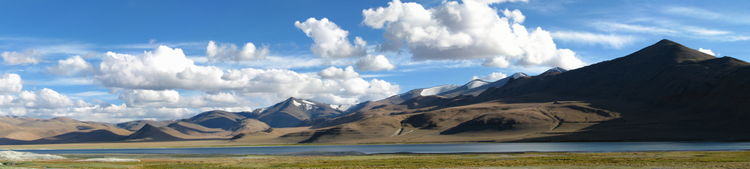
(9, 142), (750, 155)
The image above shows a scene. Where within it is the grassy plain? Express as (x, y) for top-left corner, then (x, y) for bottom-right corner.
(3, 151), (750, 169)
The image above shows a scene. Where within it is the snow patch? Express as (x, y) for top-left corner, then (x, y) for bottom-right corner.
(292, 99), (316, 110)
(464, 80), (489, 89)
(300, 100), (315, 105)
(78, 158), (140, 162)
(330, 104), (351, 111)
(291, 100), (301, 107)
(511, 73), (528, 79)
(0, 151), (65, 161)
(420, 85), (459, 96)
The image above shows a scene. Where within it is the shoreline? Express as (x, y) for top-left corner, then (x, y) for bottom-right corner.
(4, 142), (750, 155)
(5, 150), (750, 168)
(4, 140), (750, 150)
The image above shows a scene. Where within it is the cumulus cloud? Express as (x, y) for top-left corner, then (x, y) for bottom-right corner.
(17, 88), (76, 109)
(0, 74), (198, 122)
(698, 48), (715, 56)
(355, 55), (396, 71)
(551, 31), (636, 48)
(119, 89), (180, 107)
(48, 55), (93, 75)
(295, 17), (367, 58)
(206, 41), (269, 62)
(0, 45), (402, 122)
(480, 0), (528, 3)
(472, 72), (508, 82)
(482, 57), (511, 68)
(362, 0), (585, 69)
(1, 50), (41, 65)
(319, 66), (360, 79)
(0, 74), (22, 93)
(96, 45), (399, 105)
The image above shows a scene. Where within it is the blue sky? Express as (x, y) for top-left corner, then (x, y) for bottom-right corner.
(0, 0), (748, 122)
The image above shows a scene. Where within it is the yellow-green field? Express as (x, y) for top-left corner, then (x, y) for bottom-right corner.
(3, 151), (750, 169)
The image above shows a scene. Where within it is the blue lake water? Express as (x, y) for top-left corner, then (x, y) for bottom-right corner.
(9, 142), (750, 155)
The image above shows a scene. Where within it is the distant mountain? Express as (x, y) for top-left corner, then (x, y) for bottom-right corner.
(255, 97), (346, 127)
(183, 110), (249, 130)
(0, 116), (130, 143)
(540, 67), (566, 76)
(167, 121), (227, 135)
(117, 120), (174, 131)
(471, 39), (750, 141)
(455, 72), (529, 97)
(438, 79), (489, 98)
(4, 39), (749, 145)
(125, 124), (185, 141)
(282, 39), (750, 143)
(231, 118), (271, 134)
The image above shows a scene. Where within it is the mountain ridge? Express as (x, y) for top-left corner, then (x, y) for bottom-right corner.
(2, 39), (749, 145)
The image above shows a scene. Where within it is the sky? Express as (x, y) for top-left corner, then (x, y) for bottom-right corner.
(0, 0), (748, 123)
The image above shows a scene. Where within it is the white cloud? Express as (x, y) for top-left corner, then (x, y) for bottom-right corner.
(664, 6), (721, 20)
(698, 48), (715, 56)
(32, 77), (95, 86)
(295, 17), (367, 58)
(71, 91), (110, 97)
(96, 45), (400, 105)
(1, 50), (41, 65)
(0, 70), (206, 122)
(206, 41), (269, 62)
(472, 72), (508, 82)
(591, 22), (677, 35)
(0, 74), (22, 93)
(17, 88), (76, 109)
(362, 0), (585, 69)
(48, 56), (93, 76)
(551, 31), (636, 48)
(664, 6), (750, 25)
(683, 26), (730, 36)
(591, 21), (746, 42)
(502, 9), (525, 23)
(119, 89), (180, 107)
(319, 66), (360, 79)
(482, 57), (510, 68)
(479, 0), (528, 3)
(355, 55), (395, 71)
(0, 95), (15, 106)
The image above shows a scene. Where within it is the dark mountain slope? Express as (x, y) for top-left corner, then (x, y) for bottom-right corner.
(116, 120), (173, 131)
(124, 124), (184, 141)
(482, 39), (719, 102)
(473, 39), (750, 141)
(183, 110), (248, 130)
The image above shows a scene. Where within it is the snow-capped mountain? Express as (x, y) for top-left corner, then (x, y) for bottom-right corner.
(438, 79), (490, 97)
(450, 72), (528, 97)
(539, 67), (567, 76)
(254, 97), (345, 127)
(419, 84), (460, 96)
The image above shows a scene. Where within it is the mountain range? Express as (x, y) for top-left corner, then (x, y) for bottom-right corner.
(1, 39), (749, 145)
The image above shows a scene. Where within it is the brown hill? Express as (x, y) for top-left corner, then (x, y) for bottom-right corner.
(183, 110), (248, 130)
(116, 120), (173, 131)
(0, 116), (131, 144)
(167, 121), (228, 136)
(124, 124), (185, 141)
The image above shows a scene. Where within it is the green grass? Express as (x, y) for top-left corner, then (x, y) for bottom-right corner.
(4, 151), (750, 169)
